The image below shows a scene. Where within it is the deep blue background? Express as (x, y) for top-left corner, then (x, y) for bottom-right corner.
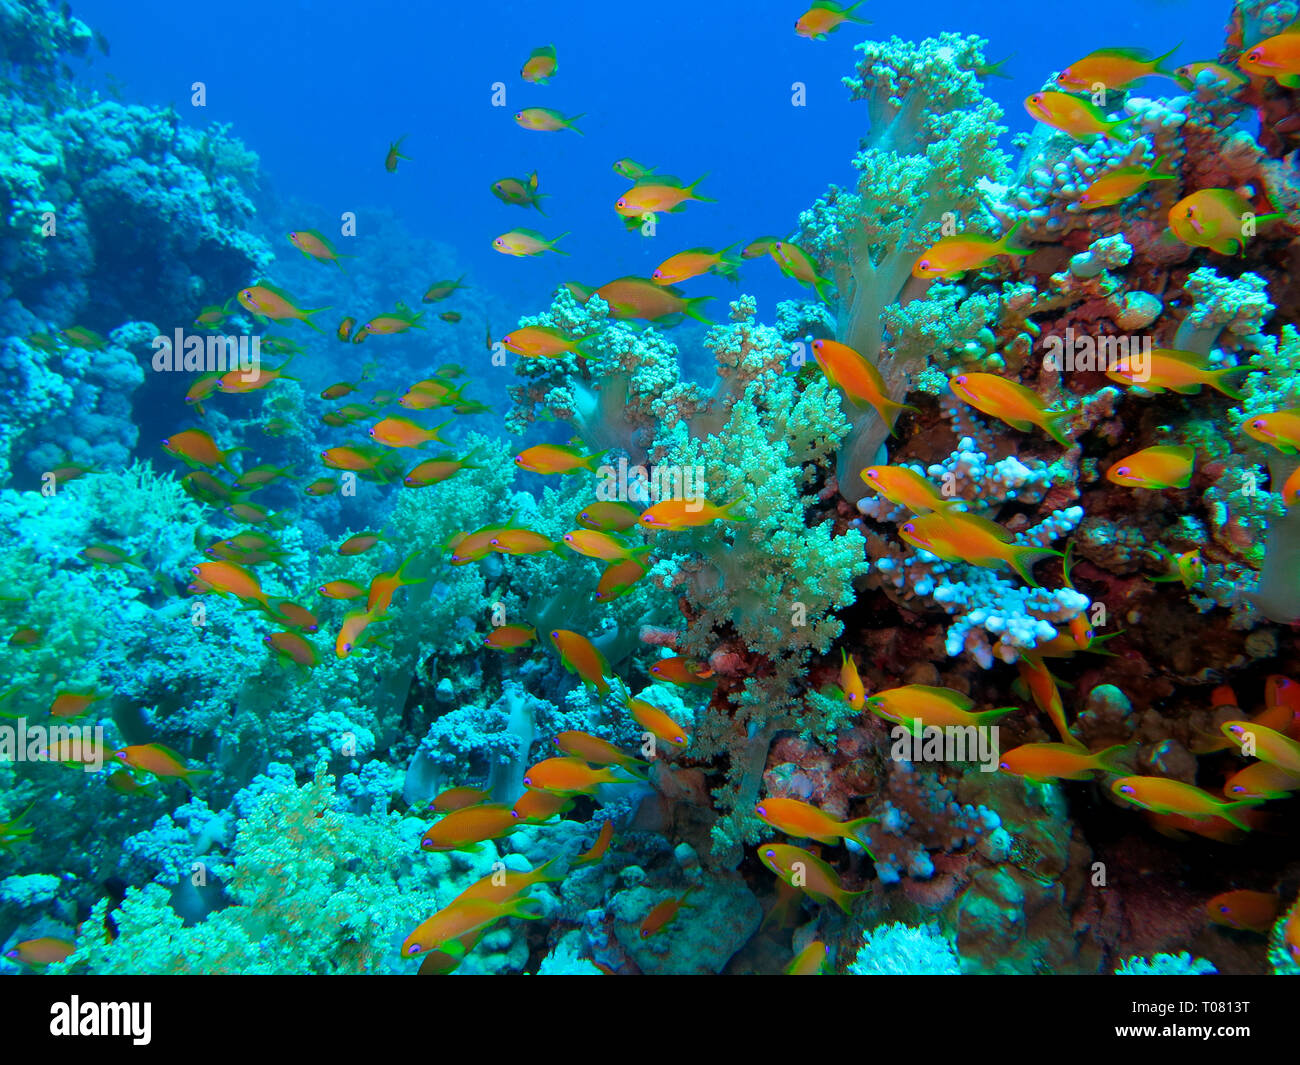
(68, 0), (1226, 321)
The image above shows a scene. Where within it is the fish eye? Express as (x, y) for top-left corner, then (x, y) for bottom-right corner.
(523, 776), (532, 786)
(1252, 418), (1266, 429)
(763, 848), (775, 858)
(1120, 784), (1134, 795)
(919, 260), (930, 269)
(902, 523), (915, 533)
(998, 761), (1009, 770)
(1116, 466), (1130, 476)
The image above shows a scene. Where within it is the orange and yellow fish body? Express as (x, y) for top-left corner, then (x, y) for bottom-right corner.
(335, 608), (384, 658)
(1206, 889), (1280, 934)
(366, 555), (424, 615)
(189, 560), (272, 610)
(522, 756), (633, 795)
(161, 428), (245, 470)
(755, 797), (874, 846)
(1111, 775), (1259, 830)
(385, 136), (409, 172)
(484, 624), (537, 651)
(318, 580), (366, 600)
(1168, 189), (1287, 255)
(513, 107), (583, 134)
(1105, 444), (1194, 490)
(369, 416), (449, 449)
(786, 940), (828, 974)
(840, 649), (865, 710)
(574, 819), (616, 867)
(1078, 156), (1176, 208)
(949, 373), (1070, 447)
(638, 497), (745, 531)
(623, 691), (691, 746)
(265, 631), (318, 669)
(757, 842), (862, 913)
(859, 464), (954, 514)
(510, 788), (574, 822)
(617, 175), (713, 215)
(113, 743), (208, 783)
(562, 529), (649, 562)
(795, 0), (868, 39)
(493, 228), (569, 256)
(899, 510), (1060, 586)
(596, 556), (649, 602)
(1241, 408), (1300, 455)
(520, 44), (557, 84)
(997, 742), (1126, 782)
(515, 443), (605, 475)
(4, 937), (74, 966)
(812, 339), (918, 428)
(1016, 654), (1081, 747)
(236, 283), (327, 331)
(1223, 761), (1300, 801)
(1105, 347), (1246, 399)
(401, 896), (539, 958)
(489, 528), (561, 555)
(553, 730), (647, 770)
(866, 684), (1013, 732)
(501, 325), (593, 358)
(1175, 61), (1248, 90)
(48, 690), (104, 718)
(769, 242), (834, 303)
(647, 656), (715, 688)
(1238, 26), (1300, 88)
(912, 220), (1030, 279)
(430, 786), (492, 813)
(288, 228), (349, 269)
(420, 803), (519, 852)
(404, 455), (477, 488)
(444, 525), (512, 563)
(652, 246), (741, 285)
(452, 859), (563, 907)
(550, 629), (611, 694)
(590, 276), (713, 324)
(1025, 91), (1133, 140)
(1056, 45), (1182, 91)
(1220, 720), (1300, 774)
(640, 885), (697, 938)
(578, 501), (642, 531)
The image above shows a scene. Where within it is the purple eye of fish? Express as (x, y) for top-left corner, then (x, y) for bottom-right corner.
(1117, 466), (1130, 476)
(999, 762), (1009, 770)
(406, 944), (421, 955)
(1120, 784), (1134, 795)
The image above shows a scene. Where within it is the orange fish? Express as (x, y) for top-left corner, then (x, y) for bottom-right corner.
(811, 339), (918, 429)
(4, 937), (75, 966)
(188, 560), (273, 611)
(616, 175), (713, 215)
(521, 44), (558, 84)
(794, 0), (868, 40)
(1238, 27), (1300, 88)
(573, 819), (616, 867)
(757, 842), (862, 914)
(161, 428), (245, 470)
(553, 730), (648, 771)
(549, 630), (612, 694)
(899, 511), (1060, 586)
(484, 625), (537, 651)
(501, 325), (593, 359)
(1078, 156), (1176, 208)
(949, 373), (1070, 447)
(596, 557), (649, 602)
(265, 631), (318, 668)
(515, 444), (605, 475)
(401, 897), (540, 958)
(235, 282), (328, 331)
(366, 555), (424, 615)
(1105, 444), (1194, 490)
(369, 416), (449, 449)
(638, 498), (745, 531)
(640, 885), (698, 938)
(997, 742), (1126, 782)
(562, 529), (650, 562)
(754, 797), (874, 846)
(648, 656), (715, 688)
(1016, 654), (1080, 747)
(510, 788), (575, 822)
(1105, 348), (1247, 399)
(866, 684), (1013, 732)
(786, 940), (828, 975)
(430, 786), (492, 812)
(577, 501), (642, 531)
(1024, 91), (1132, 140)
(339, 532), (385, 556)
(1111, 776), (1260, 830)
(586, 276), (713, 324)
(912, 221), (1031, 279)
(1220, 720), (1300, 773)
(623, 691), (691, 747)
(319, 580), (366, 600)
(49, 690), (104, 719)
(335, 609), (384, 658)
(839, 649), (865, 710)
(1222, 761), (1300, 801)
(522, 756), (633, 795)
(1056, 45), (1182, 91)
(1205, 889), (1280, 934)
(420, 803), (519, 852)
(113, 744), (209, 783)
(652, 246), (740, 285)
(490, 528), (561, 556)
(859, 464), (955, 514)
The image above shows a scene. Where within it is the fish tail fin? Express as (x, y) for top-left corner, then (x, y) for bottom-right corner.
(567, 114), (585, 136)
(1093, 743), (1134, 774)
(300, 307), (331, 333)
(1151, 40), (1183, 76)
(1008, 546), (1061, 587)
(844, 814), (878, 844)
(998, 218), (1033, 256)
(687, 172), (715, 202)
(1148, 153), (1177, 180)
(1107, 114), (1137, 140)
(1042, 409), (1072, 448)
(976, 706), (1017, 725)
(550, 232), (571, 255)
(718, 497), (748, 523)
(879, 397), (921, 433)
(1207, 366), (1248, 401)
(683, 296), (714, 324)
(812, 274), (835, 303)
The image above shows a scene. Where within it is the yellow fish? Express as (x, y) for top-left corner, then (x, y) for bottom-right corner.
(1024, 91), (1132, 140)
(549, 629), (612, 694)
(1105, 444), (1194, 490)
(1056, 45), (1182, 91)
(865, 684), (1014, 732)
(235, 282), (328, 331)
(859, 464), (955, 514)
(1241, 408), (1300, 454)
(898, 510), (1060, 586)
(794, 0), (869, 40)
(1104, 347), (1246, 398)
(949, 372), (1070, 447)
(520, 44), (557, 84)
(912, 220), (1031, 279)
(493, 228), (568, 257)
(513, 107), (583, 134)
(1078, 156), (1176, 209)
(812, 339), (918, 429)
(1168, 189), (1287, 255)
